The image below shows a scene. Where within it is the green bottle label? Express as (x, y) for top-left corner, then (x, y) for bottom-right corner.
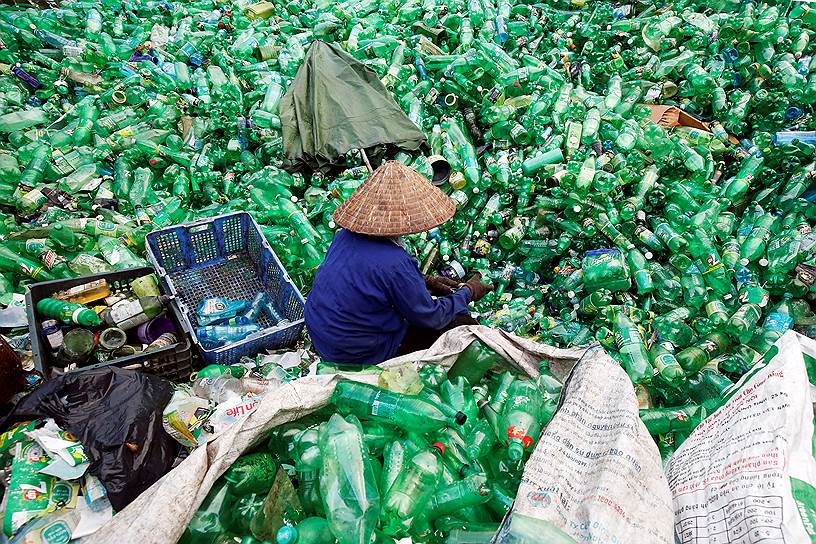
(739, 286), (770, 307)
(370, 391), (397, 419)
(510, 123), (526, 140)
(652, 353), (678, 374)
(654, 222), (679, 244)
(615, 328), (642, 349)
(93, 220), (117, 236)
(25, 239), (46, 254)
(705, 300), (728, 317)
(698, 253), (724, 276)
(698, 338), (719, 356)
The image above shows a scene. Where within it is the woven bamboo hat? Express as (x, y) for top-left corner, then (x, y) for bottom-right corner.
(333, 161), (456, 236)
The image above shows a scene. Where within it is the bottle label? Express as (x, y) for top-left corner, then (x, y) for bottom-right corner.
(94, 220), (117, 236)
(738, 286), (769, 308)
(582, 298), (598, 314)
(765, 312), (793, 333)
(698, 254), (724, 276)
(802, 232), (816, 253)
(699, 338), (719, 355)
(148, 332), (178, 351)
(199, 299), (227, 316)
(71, 307), (89, 324)
(795, 263), (816, 288)
(109, 299), (146, 328)
(45, 328), (64, 350)
(654, 223), (679, 244)
(615, 328), (642, 349)
(705, 300), (727, 317)
(473, 239), (491, 256)
(510, 123), (526, 140)
(765, 235), (792, 255)
(736, 223), (754, 237)
(506, 426), (534, 449)
(40, 249), (64, 270)
(653, 353), (675, 372)
(634, 226), (660, 246)
(19, 261), (44, 278)
(370, 391), (397, 420)
(24, 239), (46, 254)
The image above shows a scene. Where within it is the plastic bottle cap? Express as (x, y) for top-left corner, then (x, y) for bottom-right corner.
(758, 258), (769, 267)
(432, 441), (446, 454)
(454, 411), (467, 425)
(739, 258), (750, 266)
(644, 251), (654, 260)
(276, 526), (298, 544)
(508, 442), (524, 461)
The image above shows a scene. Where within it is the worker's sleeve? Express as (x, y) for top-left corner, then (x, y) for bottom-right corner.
(385, 255), (472, 330)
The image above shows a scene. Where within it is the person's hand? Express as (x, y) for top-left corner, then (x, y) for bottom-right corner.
(425, 275), (463, 296)
(463, 272), (494, 302)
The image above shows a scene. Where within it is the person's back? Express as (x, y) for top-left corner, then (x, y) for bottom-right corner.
(305, 229), (413, 364)
(304, 161), (492, 365)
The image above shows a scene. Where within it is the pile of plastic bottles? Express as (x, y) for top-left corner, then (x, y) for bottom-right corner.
(182, 345), (566, 544)
(196, 294), (291, 347)
(0, 0), (815, 451)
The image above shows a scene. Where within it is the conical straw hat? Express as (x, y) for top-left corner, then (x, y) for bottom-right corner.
(333, 161), (456, 236)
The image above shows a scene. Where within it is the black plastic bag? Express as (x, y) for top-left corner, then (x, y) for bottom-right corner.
(0, 367), (178, 510)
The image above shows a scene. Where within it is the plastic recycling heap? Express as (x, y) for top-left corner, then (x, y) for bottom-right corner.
(0, 0), (815, 458)
(181, 356), (573, 544)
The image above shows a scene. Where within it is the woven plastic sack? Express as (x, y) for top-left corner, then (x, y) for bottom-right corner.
(666, 331), (816, 543)
(85, 326), (672, 544)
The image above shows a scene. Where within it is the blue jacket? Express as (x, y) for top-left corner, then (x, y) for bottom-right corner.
(305, 229), (471, 365)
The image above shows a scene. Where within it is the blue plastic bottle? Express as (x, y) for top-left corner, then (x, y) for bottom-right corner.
(196, 298), (249, 326)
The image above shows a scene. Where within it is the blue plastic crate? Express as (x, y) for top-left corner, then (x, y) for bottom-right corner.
(145, 212), (306, 365)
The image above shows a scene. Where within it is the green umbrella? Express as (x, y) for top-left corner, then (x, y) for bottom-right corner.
(281, 40), (427, 175)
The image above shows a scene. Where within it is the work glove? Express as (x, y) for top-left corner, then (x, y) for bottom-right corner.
(463, 273), (494, 302)
(425, 275), (463, 296)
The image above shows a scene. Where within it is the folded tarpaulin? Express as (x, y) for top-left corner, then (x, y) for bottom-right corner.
(281, 40), (427, 175)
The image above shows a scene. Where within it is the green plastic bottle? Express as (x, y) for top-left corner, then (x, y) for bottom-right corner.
(318, 414), (380, 544)
(426, 473), (492, 520)
(640, 405), (705, 435)
(676, 333), (731, 374)
(612, 311), (653, 384)
(333, 382), (468, 433)
(447, 340), (504, 385)
(499, 379), (544, 460)
(724, 303), (762, 343)
(37, 298), (101, 326)
(649, 343), (686, 390)
(380, 447), (440, 536)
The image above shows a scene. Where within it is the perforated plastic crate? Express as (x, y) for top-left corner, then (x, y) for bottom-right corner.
(146, 212), (306, 365)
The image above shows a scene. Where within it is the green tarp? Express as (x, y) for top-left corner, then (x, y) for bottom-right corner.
(281, 41), (427, 175)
